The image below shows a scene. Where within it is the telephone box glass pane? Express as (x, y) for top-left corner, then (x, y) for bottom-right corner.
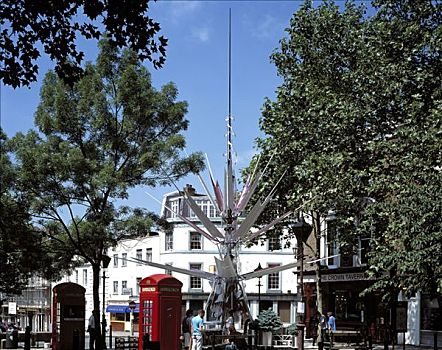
(143, 300), (153, 337)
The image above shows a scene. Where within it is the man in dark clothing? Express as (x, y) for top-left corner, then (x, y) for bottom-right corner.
(88, 310), (97, 350)
(182, 309), (193, 350)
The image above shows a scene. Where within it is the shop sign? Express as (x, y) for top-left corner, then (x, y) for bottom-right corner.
(8, 302), (17, 315)
(321, 272), (369, 282)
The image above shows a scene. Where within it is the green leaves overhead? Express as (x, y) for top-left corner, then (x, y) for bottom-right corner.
(252, 0), (441, 296)
(9, 41), (204, 326)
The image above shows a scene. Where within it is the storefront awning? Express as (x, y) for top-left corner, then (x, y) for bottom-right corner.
(106, 304), (139, 313)
(106, 305), (129, 313)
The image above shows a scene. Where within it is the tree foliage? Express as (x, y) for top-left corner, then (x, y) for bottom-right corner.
(0, 0), (167, 88)
(1, 131), (72, 294)
(11, 41), (203, 347)
(252, 0), (441, 296)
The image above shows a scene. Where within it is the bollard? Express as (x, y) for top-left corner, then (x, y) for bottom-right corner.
(73, 328), (80, 350)
(211, 334), (216, 350)
(12, 329), (19, 348)
(24, 326), (31, 350)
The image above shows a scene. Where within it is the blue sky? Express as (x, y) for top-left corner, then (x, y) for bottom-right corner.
(1, 1), (302, 214)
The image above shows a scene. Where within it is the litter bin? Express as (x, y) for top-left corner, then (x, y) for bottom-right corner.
(5, 329), (19, 348)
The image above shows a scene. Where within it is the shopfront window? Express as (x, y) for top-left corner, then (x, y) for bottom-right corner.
(334, 290), (364, 322)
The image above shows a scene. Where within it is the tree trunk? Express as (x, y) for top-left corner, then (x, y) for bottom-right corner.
(312, 211), (323, 313)
(92, 263), (102, 350)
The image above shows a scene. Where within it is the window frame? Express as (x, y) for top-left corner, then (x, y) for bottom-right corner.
(136, 249), (142, 265)
(267, 263), (281, 291)
(189, 232), (202, 250)
(146, 248), (152, 262)
(189, 263), (203, 290)
(165, 232), (173, 251)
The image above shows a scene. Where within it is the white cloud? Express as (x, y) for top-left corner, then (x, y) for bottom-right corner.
(192, 27), (210, 43)
(169, 1), (202, 21)
(243, 13), (285, 41)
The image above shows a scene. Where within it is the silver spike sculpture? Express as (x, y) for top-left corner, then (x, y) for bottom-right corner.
(140, 10), (337, 327)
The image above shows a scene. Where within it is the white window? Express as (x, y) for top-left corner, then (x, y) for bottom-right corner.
(122, 280), (127, 294)
(136, 277), (142, 295)
(165, 233), (173, 251)
(146, 248), (152, 262)
(122, 253), (127, 266)
(209, 204), (216, 218)
(113, 254), (118, 267)
(83, 269), (87, 286)
(165, 263), (173, 276)
(267, 263), (281, 290)
(170, 199), (179, 218)
(136, 249), (142, 265)
(190, 232), (202, 250)
(190, 264), (202, 289)
(268, 236), (281, 251)
(113, 281), (118, 294)
(75, 270), (78, 283)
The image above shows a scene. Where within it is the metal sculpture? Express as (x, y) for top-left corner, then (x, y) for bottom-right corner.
(134, 11), (335, 327)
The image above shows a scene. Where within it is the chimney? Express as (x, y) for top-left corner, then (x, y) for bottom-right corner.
(184, 184), (196, 196)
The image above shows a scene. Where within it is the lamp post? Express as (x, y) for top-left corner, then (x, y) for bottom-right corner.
(291, 217), (312, 350)
(101, 255), (111, 349)
(128, 301), (136, 337)
(254, 263), (263, 315)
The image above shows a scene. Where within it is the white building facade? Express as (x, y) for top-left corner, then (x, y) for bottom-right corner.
(61, 185), (298, 332)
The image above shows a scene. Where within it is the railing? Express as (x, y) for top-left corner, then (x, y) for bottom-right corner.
(273, 334), (295, 348)
(115, 336), (138, 350)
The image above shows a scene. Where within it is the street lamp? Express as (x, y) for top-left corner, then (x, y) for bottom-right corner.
(101, 255), (111, 349)
(290, 216), (312, 350)
(254, 263), (263, 315)
(128, 301), (136, 336)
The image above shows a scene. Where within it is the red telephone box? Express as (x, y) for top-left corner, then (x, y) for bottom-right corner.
(52, 282), (86, 350)
(138, 274), (183, 350)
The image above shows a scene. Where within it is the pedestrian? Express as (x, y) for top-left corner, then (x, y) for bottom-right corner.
(327, 311), (336, 347)
(311, 311), (320, 346)
(317, 312), (327, 350)
(87, 310), (97, 350)
(191, 309), (205, 350)
(182, 309), (193, 350)
(225, 310), (234, 333)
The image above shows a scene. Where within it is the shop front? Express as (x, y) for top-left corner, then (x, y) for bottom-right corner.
(106, 304), (139, 332)
(304, 268), (386, 342)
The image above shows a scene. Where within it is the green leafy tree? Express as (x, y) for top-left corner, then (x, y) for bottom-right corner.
(1, 131), (72, 294)
(252, 0), (441, 299)
(1, 0), (167, 88)
(11, 41), (204, 348)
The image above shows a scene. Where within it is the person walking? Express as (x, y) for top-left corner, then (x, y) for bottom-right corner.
(317, 312), (327, 350)
(182, 309), (193, 350)
(311, 311), (320, 346)
(87, 310), (97, 350)
(191, 309), (205, 350)
(327, 311), (336, 348)
(225, 310), (234, 334)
